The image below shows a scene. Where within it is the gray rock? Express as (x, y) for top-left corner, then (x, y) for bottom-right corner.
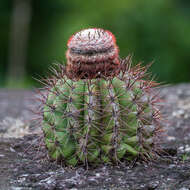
(1, 84), (190, 190)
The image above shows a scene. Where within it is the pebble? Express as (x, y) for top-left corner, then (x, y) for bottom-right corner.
(179, 188), (189, 190)
(168, 164), (176, 169)
(0, 154), (5, 157)
(184, 144), (190, 152)
(148, 180), (159, 189)
(10, 187), (23, 190)
(0, 117), (30, 138)
(178, 145), (190, 153)
(172, 110), (184, 117)
(184, 114), (189, 119)
(10, 147), (16, 152)
(167, 136), (176, 141)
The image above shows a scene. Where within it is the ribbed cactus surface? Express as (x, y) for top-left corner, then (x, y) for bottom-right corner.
(42, 72), (160, 166)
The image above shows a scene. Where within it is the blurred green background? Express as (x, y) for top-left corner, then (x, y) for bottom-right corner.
(0, 0), (190, 88)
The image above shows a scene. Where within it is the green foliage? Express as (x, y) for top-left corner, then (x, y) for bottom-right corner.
(0, 0), (190, 86)
(182, 154), (188, 162)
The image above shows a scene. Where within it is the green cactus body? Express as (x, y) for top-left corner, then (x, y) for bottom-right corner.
(39, 28), (162, 167)
(42, 76), (157, 166)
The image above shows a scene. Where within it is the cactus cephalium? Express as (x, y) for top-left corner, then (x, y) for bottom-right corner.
(39, 28), (163, 167)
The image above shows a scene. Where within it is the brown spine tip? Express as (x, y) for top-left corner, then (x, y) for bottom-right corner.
(66, 28), (120, 79)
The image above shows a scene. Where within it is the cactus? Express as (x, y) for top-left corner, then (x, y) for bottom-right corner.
(39, 28), (163, 167)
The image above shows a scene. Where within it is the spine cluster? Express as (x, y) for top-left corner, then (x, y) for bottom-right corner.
(35, 28), (163, 167)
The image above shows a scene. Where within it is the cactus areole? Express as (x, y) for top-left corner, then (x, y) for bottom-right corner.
(41, 28), (163, 167)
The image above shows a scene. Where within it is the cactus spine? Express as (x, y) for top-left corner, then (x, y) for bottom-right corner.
(40, 28), (163, 166)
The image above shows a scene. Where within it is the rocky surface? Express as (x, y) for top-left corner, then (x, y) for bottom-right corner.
(0, 84), (190, 190)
